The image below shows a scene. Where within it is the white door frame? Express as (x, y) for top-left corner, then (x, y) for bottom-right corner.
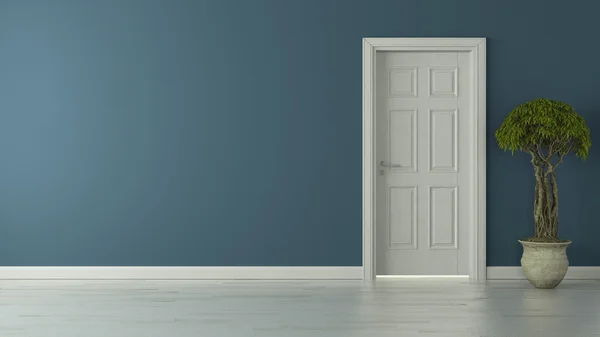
(362, 38), (487, 282)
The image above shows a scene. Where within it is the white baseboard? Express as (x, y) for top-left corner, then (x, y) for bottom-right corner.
(0, 267), (364, 280)
(487, 267), (600, 280)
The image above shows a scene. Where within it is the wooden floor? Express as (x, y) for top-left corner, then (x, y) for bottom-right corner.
(0, 279), (599, 337)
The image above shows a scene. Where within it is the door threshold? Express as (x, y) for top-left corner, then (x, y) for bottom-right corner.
(376, 275), (469, 279)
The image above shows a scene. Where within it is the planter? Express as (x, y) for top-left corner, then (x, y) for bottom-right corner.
(518, 240), (571, 289)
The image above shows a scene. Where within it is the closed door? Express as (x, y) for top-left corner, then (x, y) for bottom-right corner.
(375, 51), (472, 275)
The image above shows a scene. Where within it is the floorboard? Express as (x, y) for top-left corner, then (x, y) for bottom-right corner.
(0, 279), (599, 336)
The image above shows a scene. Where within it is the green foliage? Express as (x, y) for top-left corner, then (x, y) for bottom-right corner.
(495, 98), (591, 242)
(495, 98), (591, 159)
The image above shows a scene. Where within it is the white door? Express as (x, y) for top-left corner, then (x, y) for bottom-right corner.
(375, 51), (472, 275)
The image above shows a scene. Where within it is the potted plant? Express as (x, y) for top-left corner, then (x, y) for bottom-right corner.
(495, 98), (591, 289)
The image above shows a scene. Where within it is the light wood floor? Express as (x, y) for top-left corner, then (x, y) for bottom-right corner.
(1, 279), (599, 336)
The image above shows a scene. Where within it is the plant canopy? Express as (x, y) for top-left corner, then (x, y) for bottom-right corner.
(495, 98), (591, 242)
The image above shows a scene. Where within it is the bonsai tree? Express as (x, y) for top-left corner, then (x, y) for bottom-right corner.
(495, 98), (591, 243)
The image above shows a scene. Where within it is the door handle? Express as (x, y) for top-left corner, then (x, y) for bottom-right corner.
(380, 161), (403, 168)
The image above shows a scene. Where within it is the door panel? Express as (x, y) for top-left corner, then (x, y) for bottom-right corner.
(429, 109), (457, 172)
(389, 186), (417, 250)
(375, 51), (471, 275)
(429, 186), (457, 249)
(389, 109), (417, 172)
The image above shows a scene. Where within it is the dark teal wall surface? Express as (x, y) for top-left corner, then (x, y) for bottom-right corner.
(0, 0), (598, 266)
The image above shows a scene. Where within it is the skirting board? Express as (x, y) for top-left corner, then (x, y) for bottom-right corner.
(0, 267), (364, 280)
(487, 267), (600, 280)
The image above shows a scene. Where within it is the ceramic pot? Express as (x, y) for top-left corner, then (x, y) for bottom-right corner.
(518, 240), (571, 289)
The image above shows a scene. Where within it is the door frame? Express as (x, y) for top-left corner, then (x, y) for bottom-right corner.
(362, 38), (487, 282)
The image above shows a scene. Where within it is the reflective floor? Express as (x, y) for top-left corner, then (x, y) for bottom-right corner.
(0, 279), (599, 336)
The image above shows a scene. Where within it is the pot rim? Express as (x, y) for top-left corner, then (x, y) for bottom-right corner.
(518, 239), (571, 246)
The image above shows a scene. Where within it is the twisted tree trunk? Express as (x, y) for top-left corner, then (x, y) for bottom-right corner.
(549, 169), (559, 237)
(529, 151), (561, 242)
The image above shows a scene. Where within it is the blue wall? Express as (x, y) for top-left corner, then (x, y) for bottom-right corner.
(0, 0), (598, 266)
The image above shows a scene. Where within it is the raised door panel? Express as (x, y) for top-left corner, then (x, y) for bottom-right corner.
(429, 186), (458, 249)
(389, 110), (417, 172)
(388, 186), (418, 250)
(429, 109), (457, 172)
